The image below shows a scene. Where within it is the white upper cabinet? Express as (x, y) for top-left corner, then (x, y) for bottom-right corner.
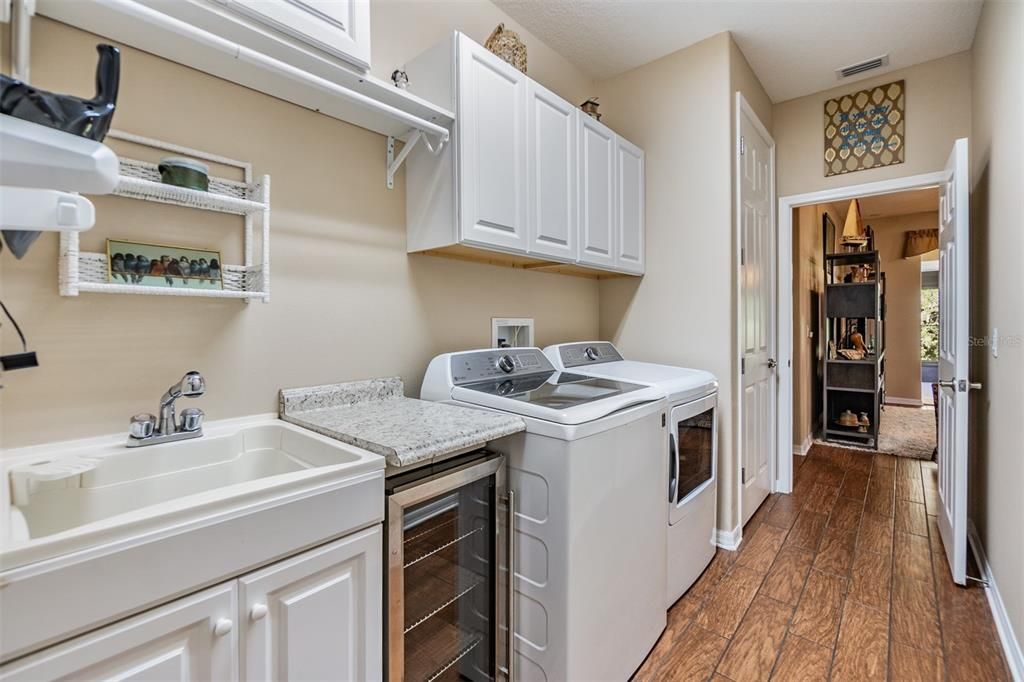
(238, 527), (382, 682)
(404, 32), (644, 276)
(457, 34), (529, 253)
(0, 585), (235, 682)
(527, 81), (578, 262)
(615, 135), (645, 274)
(578, 115), (617, 269)
(213, 0), (371, 70)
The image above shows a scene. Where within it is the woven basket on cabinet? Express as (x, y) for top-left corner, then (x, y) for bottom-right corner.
(485, 23), (527, 74)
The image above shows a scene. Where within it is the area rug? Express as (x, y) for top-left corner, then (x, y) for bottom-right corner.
(815, 405), (937, 459)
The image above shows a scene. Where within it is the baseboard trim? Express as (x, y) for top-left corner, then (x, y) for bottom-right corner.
(792, 433), (813, 456)
(968, 521), (1024, 681)
(715, 525), (742, 551)
(885, 396), (924, 407)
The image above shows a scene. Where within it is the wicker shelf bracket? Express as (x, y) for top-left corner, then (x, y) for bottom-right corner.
(387, 130), (446, 190)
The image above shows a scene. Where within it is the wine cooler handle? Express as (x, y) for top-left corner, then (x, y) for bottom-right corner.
(506, 489), (516, 681)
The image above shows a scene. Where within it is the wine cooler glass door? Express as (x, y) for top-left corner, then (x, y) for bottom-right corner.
(387, 454), (507, 682)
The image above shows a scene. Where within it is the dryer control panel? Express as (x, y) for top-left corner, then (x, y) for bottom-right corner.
(558, 342), (623, 368)
(452, 348), (555, 385)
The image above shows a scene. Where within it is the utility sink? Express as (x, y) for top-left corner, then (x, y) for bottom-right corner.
(1, 415), (384, 569)
(0, 415), (386, 663)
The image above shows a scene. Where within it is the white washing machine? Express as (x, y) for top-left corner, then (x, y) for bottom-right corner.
(422, 348), (668, 682)
(544, 342), (719, 607)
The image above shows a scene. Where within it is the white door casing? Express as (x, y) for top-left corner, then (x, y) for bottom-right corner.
(214, 0), (371, 70)
(736, 92), (776, 526)
(457, 34), (529, 253)
(238, 526), (383, 681)
(937, 138), (973, 586)
(526, 80), (577, 262)
(578, 115), (616, 269)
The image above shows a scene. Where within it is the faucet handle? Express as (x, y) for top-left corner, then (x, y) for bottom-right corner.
(180, 407), (204, 433)
(129, 413), (156, 440)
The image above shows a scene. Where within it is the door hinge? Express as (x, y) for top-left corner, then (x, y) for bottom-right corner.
(741, 358), (746, 374)
(662, 413), (666, 427)
(739, 136), (746, 156)
(742, 466), (747, 482)
(740, 247), (745, 266)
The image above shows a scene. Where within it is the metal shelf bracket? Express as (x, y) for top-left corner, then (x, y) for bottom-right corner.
(387, 130), (446, 190)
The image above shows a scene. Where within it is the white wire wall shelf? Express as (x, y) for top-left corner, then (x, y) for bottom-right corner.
(60, 131), (271, 302)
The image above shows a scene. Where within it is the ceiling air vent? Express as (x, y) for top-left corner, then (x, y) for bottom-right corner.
(836, 54), (890, 79)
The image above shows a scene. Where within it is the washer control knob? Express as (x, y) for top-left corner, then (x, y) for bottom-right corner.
(584, 347), (600, 361)
(497, 355), (516, 373)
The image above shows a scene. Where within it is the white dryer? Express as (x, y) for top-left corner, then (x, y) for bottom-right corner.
(544, 342), (719, 607)
(422, 348), (668, 681)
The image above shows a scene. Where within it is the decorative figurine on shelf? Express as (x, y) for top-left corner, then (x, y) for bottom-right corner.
(580, 97), (602, 121)
(391, 69), (409, 89)
(828, 340), (838, 360)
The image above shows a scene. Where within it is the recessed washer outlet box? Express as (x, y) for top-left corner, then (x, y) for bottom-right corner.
(491, 317), (534, 349)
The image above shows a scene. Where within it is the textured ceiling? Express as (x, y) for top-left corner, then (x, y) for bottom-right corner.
(492, 0), (983, 102)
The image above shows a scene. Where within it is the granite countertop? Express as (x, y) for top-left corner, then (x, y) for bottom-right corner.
(279, 377), (525, 468)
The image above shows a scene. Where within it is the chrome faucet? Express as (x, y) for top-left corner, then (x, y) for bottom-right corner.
(128, 371), (206, 447)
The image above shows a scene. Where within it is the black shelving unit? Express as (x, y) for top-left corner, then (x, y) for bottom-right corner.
(821, 240), (886, 449)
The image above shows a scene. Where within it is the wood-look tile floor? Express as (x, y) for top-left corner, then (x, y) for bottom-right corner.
(633, 444), (1012, 681)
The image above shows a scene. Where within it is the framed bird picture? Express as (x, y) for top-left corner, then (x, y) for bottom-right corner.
(107, 239), (223, 291)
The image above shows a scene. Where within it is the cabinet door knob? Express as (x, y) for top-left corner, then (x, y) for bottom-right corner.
(213, 618), (234, 636)
(250, 603), (269, 621)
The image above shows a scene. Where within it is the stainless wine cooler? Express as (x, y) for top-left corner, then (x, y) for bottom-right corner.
(385, 450), (513, 682)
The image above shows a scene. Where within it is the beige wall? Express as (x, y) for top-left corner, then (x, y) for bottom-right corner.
(597, 33), (772, 534)
(773, 51), (972, 197)
(0, 13), (600, 449)
(871, 212), (938, 402)
(969, 0), (1024, 654)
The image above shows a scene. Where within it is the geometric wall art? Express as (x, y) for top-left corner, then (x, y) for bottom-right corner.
(824, 79), (905, 176)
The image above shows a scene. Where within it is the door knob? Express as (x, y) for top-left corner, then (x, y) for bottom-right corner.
(213, 618), (233, 636)
(250, 603), (269, 621)
(767, 358), (777, 369)
(968, 381), (983, 391)
(937, 380), (956, 390)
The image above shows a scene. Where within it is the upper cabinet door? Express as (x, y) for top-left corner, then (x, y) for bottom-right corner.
(526, 81), (577, 262)
(456, 34), (529, 253)
(0, 585), (235, 681)
(214, 0), (371, 70)
(615, 136), (645, 274)
(238, 527), (382, 682)
(577, 115), (617, 269)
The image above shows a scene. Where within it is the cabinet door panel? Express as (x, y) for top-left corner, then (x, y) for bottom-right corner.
(239, 526), (382, 682)
(615, 136), (645, 273)
(457, 35), (529, 253)
(0, 585), (235, 682)
(214, 0), (371, 69)
(578, 116), (616, 268)
(527, 81), (577, 261)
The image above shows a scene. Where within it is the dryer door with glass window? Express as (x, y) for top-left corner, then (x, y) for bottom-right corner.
(668, 394), (717, 525)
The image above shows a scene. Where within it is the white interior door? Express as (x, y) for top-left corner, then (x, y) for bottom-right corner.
(937, 137), (973, 586)
(737, 93), (776, 526)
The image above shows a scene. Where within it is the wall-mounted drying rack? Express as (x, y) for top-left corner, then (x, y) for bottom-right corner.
(59, 130), (272, 302)
(32, 0), (454, 187)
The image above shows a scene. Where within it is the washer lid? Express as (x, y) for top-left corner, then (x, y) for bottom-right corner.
(452, 371), (662, 425)
(581, 361), (718, 402)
